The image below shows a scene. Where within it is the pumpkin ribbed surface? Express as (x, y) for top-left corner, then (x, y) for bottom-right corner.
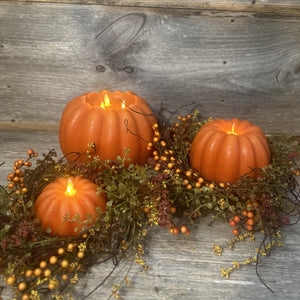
(190, 119), (271, 184)
(34, 176), (106, 236)
(59, 90), (157, 165)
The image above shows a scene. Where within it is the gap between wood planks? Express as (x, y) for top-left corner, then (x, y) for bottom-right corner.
(0, 122), (59, 132)
(4, 0), (300, 16)
(1, 122), (300, 141)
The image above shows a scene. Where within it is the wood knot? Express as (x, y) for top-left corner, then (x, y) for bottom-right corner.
(95, 13), (146, 56)
(277, 56), (300, 91)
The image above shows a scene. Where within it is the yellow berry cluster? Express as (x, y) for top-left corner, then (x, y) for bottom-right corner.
(221, 256), (257, 279)
(5, 242), (86, 299)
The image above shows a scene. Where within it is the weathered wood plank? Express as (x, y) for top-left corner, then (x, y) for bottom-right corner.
(0, 1), (299, 134)
(1, 1), (300, 299)
(1, 209), (300, 300)
(0, 122), (59, 132)
(0, 130), (61, 184)
(3, 0), (300, 16)
(1, 132), (300, 300)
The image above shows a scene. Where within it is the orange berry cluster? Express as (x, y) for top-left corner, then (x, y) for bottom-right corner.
(242, 201), (259, 231)
(5, 242), (86, 298)
(149, 123), (177, 172)
(6, 149), (37, 194)
(167, 207), (191, 236)
(149, 116), (194, 172)
(149, 119), (219, 192)
(169, 225), (191, 236)
(230, 201), (259, 235)
(149, 117), (230, 234)
(230, 215), (241, 235)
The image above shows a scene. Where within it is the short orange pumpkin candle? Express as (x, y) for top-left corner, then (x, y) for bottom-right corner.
(34, 176), (106, 236)
(190, 118), (271, 184)
(59, 90), (157, 165)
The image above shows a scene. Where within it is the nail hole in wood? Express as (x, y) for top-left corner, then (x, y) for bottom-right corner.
(123, 66), (134, 73)
(96, 65), (105, 72)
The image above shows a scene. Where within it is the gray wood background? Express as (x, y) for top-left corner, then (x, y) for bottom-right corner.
(0, 0), (300, 134)
(1, 0), (300, 299)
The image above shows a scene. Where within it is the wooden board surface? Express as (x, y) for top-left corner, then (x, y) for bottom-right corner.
(1, 1), (300, 298)
(1, 131), (300, 300)
(4, 0), (300, 16)
(0, 1), (300, 135)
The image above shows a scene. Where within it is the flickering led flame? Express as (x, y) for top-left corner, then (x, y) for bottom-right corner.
(100, 94), (111, 109)
(227, 124), (237, 135)
(65, 179), (76, 196)
(121, 100), (126, 109)
(104, 94), (110, 106)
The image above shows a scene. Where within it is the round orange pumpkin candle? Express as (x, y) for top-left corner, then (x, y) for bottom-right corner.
(190, 118), (271, 184)
(59, 90), (157, 165)
(34, 176), (106, 236)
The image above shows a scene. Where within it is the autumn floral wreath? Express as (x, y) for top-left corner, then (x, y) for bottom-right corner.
(0, 91), (299, 300)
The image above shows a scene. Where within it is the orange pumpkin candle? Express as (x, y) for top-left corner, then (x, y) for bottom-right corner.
(190, 118), (271, 184)
(59, 90), (157, 165)
(34, 176), (106, 236)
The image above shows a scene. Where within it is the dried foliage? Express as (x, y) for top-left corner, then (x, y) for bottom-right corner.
(0, 112), (299, 299)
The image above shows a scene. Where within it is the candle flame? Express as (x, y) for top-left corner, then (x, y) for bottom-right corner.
(121, 100), (126, 109)
(100, 94), (111, 109)
(65, 179), (76, 196)
(228, 124), (237, 135)
(104, 94), (110, 107)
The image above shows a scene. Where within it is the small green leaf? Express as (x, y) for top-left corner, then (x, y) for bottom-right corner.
(26, 200), (33, 208)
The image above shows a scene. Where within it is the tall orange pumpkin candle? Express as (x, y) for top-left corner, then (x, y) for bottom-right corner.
(59, 90), (157, 165)
(190, 118), (271, 184)
(34, 176), (106, 236)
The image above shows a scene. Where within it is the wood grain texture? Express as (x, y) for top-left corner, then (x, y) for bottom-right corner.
(0, 1), (300, 135)
(0, 122), (59, 131)
(0, 132), (300, 300)
(0, 131), (61, 183)
(3, 0), (300, 16)
(1, 1), (300, 299)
